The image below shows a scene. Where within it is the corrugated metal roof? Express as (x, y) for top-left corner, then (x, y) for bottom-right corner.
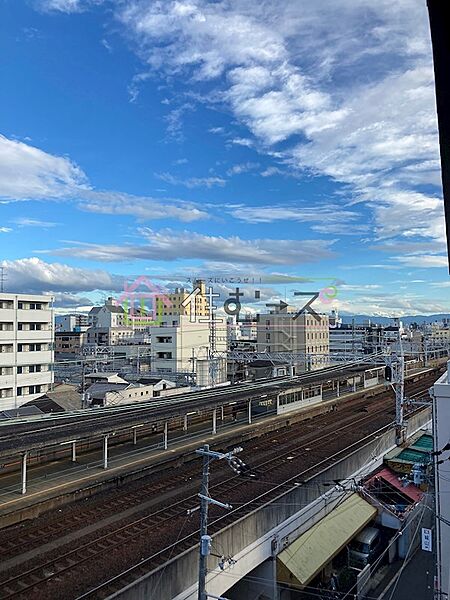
(366, 467), (423, 503)
(277, 493), (377, 587)
(396, 448), (430, 464)
(411, 434), (433, 451)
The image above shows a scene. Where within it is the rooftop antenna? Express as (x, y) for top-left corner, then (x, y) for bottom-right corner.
(0, 266), (6, 292)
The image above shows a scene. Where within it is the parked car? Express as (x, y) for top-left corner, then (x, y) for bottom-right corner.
(348, 526), (383, 569)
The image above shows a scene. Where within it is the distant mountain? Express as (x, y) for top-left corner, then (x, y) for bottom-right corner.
(340, 314), (450, 326)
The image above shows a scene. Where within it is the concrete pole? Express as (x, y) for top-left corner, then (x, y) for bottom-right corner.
(133, 427), (137, 446)
(198, 444), (210, 600)
(71, 441), (76, 462)
(221, 405), (224, 421)
(353, 377), (357, 392)
(212, 407), (217, 435)
(337, 380), (340, 397)
(164, 421), (168, 450)
(103, 435), (108, 469)
(183, 413), (188, 432)
(21, 451), (28, 495)
(395, 356), (405, 445)
(248, 399), (252, 424)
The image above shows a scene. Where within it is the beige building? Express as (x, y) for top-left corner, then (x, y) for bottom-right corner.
(157, 280), (209, 319)
(0, 293), (54, 410)
(150, 315), (227, 382)
(257, 304), (329, 371)
(55, 331), (86, 355)
(430, 324), (450, 344)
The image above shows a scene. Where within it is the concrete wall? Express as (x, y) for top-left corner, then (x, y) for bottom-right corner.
(433, 366), (450, 599)
(108, 408), (431, 600)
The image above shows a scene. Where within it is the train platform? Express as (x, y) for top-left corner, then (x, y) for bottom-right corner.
(0, 364), (440, 528)
(0, 380), (385, 528)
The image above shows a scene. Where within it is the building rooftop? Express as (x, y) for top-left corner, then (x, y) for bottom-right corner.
(365, 466), (423, 505)
(86, 382), (129, 401)
(0, 406), (45, 420)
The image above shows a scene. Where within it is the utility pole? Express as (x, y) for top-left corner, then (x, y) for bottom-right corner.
(394, 352), (405, 444)
(195, 444), (252, 600)
(392, 318), (406, 445)
(198, 445), (211, 600)
(0, 266), (5, 292)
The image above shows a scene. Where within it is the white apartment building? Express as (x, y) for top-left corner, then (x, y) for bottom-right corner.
(0, 293), (54, 411)
(86, 298), (152, 346)
(56, 313), (89, 332)
(89, 298), (128, 328)
(150, 315), (227, 377)
(257, 304), (329, 371)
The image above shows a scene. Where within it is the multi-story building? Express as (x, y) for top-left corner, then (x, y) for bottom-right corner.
(430, 322), (450, 345)
(86, 298), (151, 347)
(156, 280), (209, 319)
(329, 324), (364, 356)
(0, 293), (54, 411)
(55, 313), (89, 332)
(55, 331), (87, 355)
(256, 304), (329, 371)
(85, 326), (136, 346)
(89, 298), (128, 328)
(150, 315), (227, 381)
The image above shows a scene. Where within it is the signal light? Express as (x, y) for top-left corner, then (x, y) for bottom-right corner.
(385, 366), (392, 382)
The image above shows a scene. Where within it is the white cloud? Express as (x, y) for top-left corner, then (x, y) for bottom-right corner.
(14, 218), (59, 228)
(45, 228), (336, 265)
(0, 134), (87, 200)
(0, 134), (209, 222)
(114, 0), (444, 246)
(0, 227), (12, 233)
(230, 137), (254, 147)
(226, 162), (259, 176)
(260, 166), (284, 177)
(334, 291), (450, 317)
(80, 190), (209, 222)
(156, 172), (226, 188)
(36, 0), (103, 13)
(393, 255), (449, 268)
(431, 281), (450, 288)
(165, 103), (194, 140)
(0, 257), (124, 294)
(230, 203), (368, 235)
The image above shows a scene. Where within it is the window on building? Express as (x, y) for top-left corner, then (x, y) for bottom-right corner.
(0, 367), (13, 376)
(0, 300), (13, 309)
(0, 322), (13, 331)
(0, 344), (13, 353)
(18, 343), (44, 352)
(0, 387), (13, 398)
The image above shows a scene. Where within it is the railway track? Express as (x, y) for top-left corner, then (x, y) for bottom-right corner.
(0, 372), (411, 559)
(0, 372), (436, 600)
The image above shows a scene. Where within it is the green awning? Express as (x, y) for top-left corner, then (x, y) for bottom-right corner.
(278, 493), (377, 587)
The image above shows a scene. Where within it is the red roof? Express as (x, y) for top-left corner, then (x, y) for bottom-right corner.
(366, 467), (423, 503)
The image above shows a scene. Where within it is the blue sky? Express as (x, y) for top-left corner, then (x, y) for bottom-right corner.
(0, 0), (449, 316)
